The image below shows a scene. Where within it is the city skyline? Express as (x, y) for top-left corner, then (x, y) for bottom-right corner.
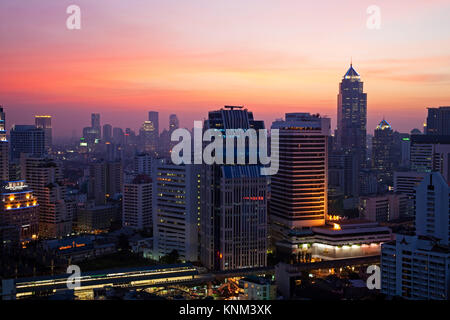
(2, 0), (450, 304)
(2, 1), (450, 137)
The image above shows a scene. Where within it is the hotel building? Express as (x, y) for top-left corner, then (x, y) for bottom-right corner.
(0, 180), (39, 241)
(270, 113), (330, 244)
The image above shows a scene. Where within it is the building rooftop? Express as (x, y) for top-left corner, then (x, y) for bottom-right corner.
(343, 64), (360, 79)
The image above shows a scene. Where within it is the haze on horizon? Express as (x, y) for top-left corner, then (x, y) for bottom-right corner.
(1, 0), (449, 138)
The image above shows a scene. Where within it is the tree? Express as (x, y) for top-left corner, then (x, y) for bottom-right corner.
(160, 250), (180, 264)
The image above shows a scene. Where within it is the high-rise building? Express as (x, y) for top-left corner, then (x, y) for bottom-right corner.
(381, 234), (450, 300)
(426, 106), (450, 135)
(381, 172), (450, 300)
(0, 180), (39, 241)
(0, 106), (6, 141)
(336, 63), (367, 195)
(153, 160), (200, 262)
(134, 153), (153, 176)
(112, 127), (124, 146)
(103, 124), (112, 143)
(148, 111), (159, 135)
(140, 121), (158, 154)
(200, 106), (268, 271)
(372, 119), (395, 189)
(415, 172), (450, 245)
(393, 171), (426, 216)
(34, 115), (52, 152)
(21, 157), (71, 238)
(10, 125), (45, 160)
(91, 113), (101, 138)
(123, 174), (152, 230)
(270, 113), (330, 244)
(400, 135), (411, 168)
(169, 114), (179, 132)
(410, 135), (450, 182)
(88, 160), (123, 205)
(0, 107), (9, 181)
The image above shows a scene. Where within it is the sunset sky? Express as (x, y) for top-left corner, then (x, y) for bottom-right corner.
(1, 0), (449, 138)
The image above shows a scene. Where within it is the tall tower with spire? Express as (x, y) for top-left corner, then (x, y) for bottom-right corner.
(336, 63), (367, 196)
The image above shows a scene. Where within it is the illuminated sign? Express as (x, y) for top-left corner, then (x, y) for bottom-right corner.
(4, 181), (28, 191)
(59, 241), (86, 251)
(242, 196), (264, 201)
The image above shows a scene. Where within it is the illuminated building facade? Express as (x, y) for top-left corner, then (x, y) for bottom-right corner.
(280, 219), (392, 261)
(336, 64), (367, 196)
(200, 106), (268, 271)
(21, 157), (71, 238)
(153, 160), (200, 262)
(372, 119), (395, 188)
(201, 165), (267, 270)
(270, 113), (330, 244)
(122, 174), (152, 230)
(140, 120), (158, 155)
(0, 180), (39, 241)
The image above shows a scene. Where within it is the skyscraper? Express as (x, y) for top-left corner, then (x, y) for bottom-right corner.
(270, 113), (330, 244)
(103, 124), (112, 143)
(88, 160), (123, 205)
(10, 125), (45, 160)
(134, 153), (153, 176)
(426, 106), (450, 135)
(336, 63), (367, 195)
(91, 113), (101, 138)
(21, 157), (71, 238)
(200, 106), (268, 271)
(123, 174), (152, 230)
(0, 106), (6, 141)
(153, 160), (200, 262)
(410, 135), (450, 182)
(140, 121), (158, 154)
(0, 107), (9, 181)
(372, 119), (395, 189)
(148, 111), (159, 135)
(169, 114), (179, 132)
(34, 115), (52, 152)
